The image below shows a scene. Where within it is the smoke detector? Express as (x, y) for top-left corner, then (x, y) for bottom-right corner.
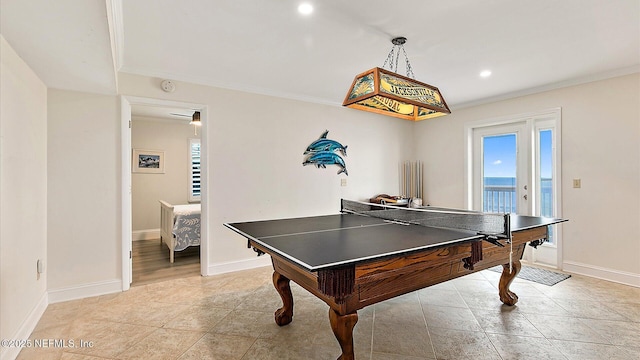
(161, 80), (176, 93)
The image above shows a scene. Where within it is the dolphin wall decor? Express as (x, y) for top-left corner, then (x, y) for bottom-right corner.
(302, 130), (348, 175)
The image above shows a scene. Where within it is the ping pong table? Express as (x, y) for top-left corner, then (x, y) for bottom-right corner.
(224, 199), (566, 360)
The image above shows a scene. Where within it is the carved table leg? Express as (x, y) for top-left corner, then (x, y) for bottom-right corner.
(499, 259), (522, 305)
(329, 308), (358, 360)
(273, 271), (293, 326)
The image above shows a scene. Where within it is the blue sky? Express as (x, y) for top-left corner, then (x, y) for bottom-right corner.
(483, 131), (552, 178)
(539, 130), (552, 178)
(484, 134), (516, 178)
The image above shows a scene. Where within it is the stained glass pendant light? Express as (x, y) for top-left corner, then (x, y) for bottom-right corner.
(343, 37), (450, 121)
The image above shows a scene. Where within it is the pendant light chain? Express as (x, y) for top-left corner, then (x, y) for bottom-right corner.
(382, 47), (396, 72)
(381, 37), (415, 79)
(401, 45), (415, 79)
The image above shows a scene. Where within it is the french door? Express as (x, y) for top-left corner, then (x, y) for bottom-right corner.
(468, 110), (562, 268)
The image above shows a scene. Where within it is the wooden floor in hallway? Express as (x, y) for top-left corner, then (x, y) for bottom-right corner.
(132, 238), (200, 286)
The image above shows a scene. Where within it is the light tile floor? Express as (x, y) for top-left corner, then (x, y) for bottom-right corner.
(17, 266), (640, 360)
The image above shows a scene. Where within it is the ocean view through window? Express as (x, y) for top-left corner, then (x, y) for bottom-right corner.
(482, 133), (518, 213)
(483, 176), (553, 215)
(538, 129), (553, 218)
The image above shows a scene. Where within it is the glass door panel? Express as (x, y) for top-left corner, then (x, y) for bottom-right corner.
(538, 129), (555, 243)
(473, 123), (528, 215)
(528, 125), (559, 266)
(483, 134), (517, 213)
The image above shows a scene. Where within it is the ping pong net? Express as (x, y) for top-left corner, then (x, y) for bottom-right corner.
(341, 199), (510, 241)
(313, 199), (515, 302)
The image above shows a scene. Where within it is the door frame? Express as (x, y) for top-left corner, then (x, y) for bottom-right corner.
(120, 95), (209, 291)
(464, 108), (562, 268)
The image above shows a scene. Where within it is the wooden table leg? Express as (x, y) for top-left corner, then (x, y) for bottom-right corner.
(499, 259), (521, 306)
(329, 308), (358, 360)
(273, 271), (293, 326)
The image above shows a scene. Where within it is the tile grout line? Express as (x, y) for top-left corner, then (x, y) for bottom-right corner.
(456, 277), (506, 360)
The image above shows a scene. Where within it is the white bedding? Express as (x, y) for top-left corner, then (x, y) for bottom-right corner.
(159, 201), (201, 262)
(172, 204), (201, 251)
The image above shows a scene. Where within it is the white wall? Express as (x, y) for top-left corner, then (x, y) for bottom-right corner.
(118, 73), (414, 272)
(131, 117), (200, 232)
(0, 36), (48, 359)
(47, 89), (121, 298)
(414, 73), (640, 284)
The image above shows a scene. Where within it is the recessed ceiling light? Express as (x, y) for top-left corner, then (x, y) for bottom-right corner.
(298, 3), (313, 15)
(480, 70), (492, 78)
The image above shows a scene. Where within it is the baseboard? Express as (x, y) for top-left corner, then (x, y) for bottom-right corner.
(0, 292), (48, 360)
(206, 255), (272, 276)
(132, 228), (160, 241)
(47, 279), (122, 304)
(563, 261), (640, 288)
(521, 259), (560, 271)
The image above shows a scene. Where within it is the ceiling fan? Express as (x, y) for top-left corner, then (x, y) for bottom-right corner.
(171, 110), (202, 135)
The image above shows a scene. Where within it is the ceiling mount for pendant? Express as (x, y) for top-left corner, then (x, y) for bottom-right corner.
(343, 37), (451, 121)
(391, 37), (406, 46)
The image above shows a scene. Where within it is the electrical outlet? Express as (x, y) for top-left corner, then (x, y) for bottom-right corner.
(572, 179), (581, 188)
(340, 178), (347, 187)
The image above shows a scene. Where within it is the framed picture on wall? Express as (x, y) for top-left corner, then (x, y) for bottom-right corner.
(132, 149), (165, 173)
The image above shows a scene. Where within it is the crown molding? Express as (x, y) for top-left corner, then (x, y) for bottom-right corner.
(452, 65), (640, 110)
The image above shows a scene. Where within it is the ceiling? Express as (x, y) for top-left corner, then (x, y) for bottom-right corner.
(2, 0), (638, 117)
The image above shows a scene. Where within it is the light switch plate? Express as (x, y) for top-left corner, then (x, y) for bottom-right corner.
(573, 179), (581, 188)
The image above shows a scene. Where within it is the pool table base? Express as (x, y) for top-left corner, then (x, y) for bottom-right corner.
(262, 225), (545, 360)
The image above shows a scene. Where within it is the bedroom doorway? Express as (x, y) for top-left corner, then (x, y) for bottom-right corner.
(121, 96), (209, 290)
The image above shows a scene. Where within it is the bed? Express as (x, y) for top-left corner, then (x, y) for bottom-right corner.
(159, 200), (201, 263)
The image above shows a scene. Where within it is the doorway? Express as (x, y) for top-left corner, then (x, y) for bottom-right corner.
(121, 96), (208, 291)
(466, 109), (562, 268)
